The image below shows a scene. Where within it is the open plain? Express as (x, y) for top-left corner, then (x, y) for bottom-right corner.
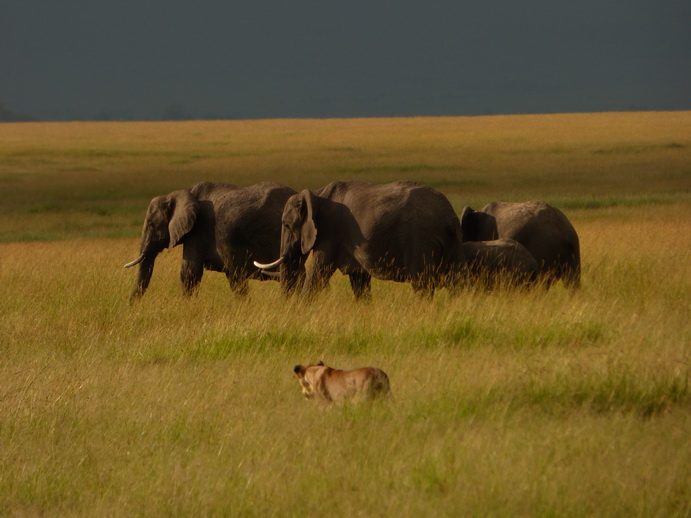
(1, 112), (690, 516)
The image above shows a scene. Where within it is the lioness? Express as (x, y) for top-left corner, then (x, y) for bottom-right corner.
(293, 361), (392, 403)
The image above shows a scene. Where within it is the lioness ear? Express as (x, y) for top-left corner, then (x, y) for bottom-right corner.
(294, 365), (305, 376)
(317, 361), (324, 366)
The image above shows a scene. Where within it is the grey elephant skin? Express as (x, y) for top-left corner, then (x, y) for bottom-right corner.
(461, 200), (580, 288)
(125, 181), (297, 301)
(462, 239), (539, 288)
(255, 180), (466, 299)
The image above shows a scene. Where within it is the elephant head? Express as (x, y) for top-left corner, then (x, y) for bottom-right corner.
(460, 206), (498, 242)
(254, 189), (314, 295)
(281, 189), (318, 257)
(124, 190), (198, 301)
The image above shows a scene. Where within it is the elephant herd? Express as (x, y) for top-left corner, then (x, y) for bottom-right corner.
(125, 181), (580, 302)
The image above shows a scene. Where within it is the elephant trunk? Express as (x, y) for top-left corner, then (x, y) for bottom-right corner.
(257, 270), (281, 279)
(129, 254), (156, 303)
(279, 257), (307, 297)
(254, 256), (305, 296)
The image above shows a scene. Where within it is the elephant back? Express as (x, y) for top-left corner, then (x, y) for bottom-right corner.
(482, 200), (580, 286)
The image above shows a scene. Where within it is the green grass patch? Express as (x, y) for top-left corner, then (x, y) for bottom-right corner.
(556, 193), (686, 210)
(511, 320), (606, 348)
(526, 370), (689, 418)
(592, 141), (686, 154)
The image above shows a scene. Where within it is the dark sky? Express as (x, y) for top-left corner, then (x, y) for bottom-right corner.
(2, 0), (690, 121)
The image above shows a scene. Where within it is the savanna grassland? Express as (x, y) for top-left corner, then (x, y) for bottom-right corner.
(1, 112), (690, 516)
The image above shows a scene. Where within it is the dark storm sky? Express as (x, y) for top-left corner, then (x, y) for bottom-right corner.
(2, 0), (690, 121)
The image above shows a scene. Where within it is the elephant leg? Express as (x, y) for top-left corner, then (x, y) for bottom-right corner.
(302, 250), (336, 299)
(561, 262), (581, 290)
(411, 274), (435, 299)
(441, 267), (464, 297)
(348, 271), (372, 301)
(180, 260), (203, 296)
(280, 260), (306, 298)
(224, 258), (250, 297)
(227, 273), (249, 297)
(537, 270), (556, 290)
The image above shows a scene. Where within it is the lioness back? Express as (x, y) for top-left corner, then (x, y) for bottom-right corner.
(329, 367), (391, 401)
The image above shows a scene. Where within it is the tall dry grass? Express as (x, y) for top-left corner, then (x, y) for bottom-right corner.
(1, 211), (689, 516)
(0, 113), (689, 515)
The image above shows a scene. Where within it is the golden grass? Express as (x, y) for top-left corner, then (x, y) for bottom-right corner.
(2, 211), (689, 515)
(0, 113), (690, 515)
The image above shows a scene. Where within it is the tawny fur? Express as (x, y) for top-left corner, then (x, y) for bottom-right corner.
(293, 362), (392, 403)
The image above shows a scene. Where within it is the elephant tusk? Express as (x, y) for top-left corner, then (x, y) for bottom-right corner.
(124, 254), (146, 268)
(254, 256), (284, 270)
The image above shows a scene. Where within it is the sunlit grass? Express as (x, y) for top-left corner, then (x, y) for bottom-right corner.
(0, 114), (690, 515)
(1, 210), (689, 515)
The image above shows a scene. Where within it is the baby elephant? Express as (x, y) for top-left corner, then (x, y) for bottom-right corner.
(462, 238), (539, 288)
(293, 362), (392, 403)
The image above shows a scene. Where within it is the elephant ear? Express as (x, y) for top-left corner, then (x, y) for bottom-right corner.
(167, 190), (198, 248)
(299, 190), (318, 255)
(460, 206), (476, 241)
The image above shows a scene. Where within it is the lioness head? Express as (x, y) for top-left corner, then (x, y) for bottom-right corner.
(293, 361), (327, 400)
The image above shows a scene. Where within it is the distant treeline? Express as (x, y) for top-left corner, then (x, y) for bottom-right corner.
(0, 102), (240, 123)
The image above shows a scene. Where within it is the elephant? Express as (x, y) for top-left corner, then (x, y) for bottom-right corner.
(462, 239), (539, 288)
(254, 180), (466, 299)
(460, 200), (580, 288)
(124, 181), (299, 302)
